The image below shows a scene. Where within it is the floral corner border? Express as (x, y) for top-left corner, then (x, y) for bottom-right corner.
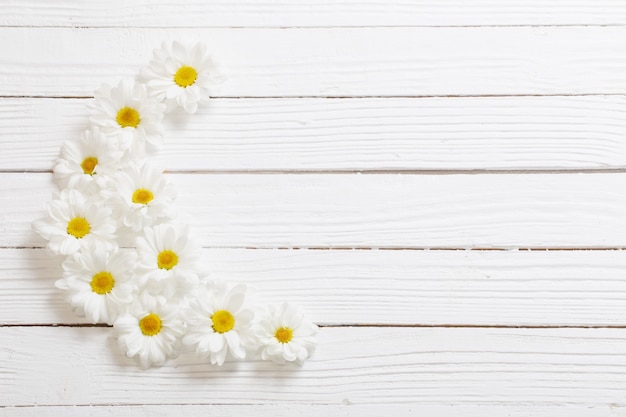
(33, 41), (317, 369)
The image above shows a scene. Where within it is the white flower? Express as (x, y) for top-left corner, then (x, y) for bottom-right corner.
(89, 79), (166, 157)
(57, 245), (137, 324)
(108, 163), (177, 232)
(114, 296), (184, 369)
(135, 223), (200, 298)
(32, 189), (116, 255)
(53, 128), (122, 194)
(140, 41), (223, 113)
(255, 303), (317, 365)
(182, 281), (254, 366)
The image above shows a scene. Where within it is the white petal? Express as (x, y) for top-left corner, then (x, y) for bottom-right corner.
(224, 331), (245, 359)
(208, 332), (225, 352)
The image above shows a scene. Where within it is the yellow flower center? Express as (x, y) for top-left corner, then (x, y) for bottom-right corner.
(139, 313), (162, 336)
(132, 188), (154, 205)
(211, 310), (235, 333)
(67, 217), (90, 238)
(174, 65), (198, 88)
(90, 271), (115, 294)
(157, 250), (178, 270)
(274, 327), (293, 344)
(81, 156), (98, 175)
(116, 107), (141, 128)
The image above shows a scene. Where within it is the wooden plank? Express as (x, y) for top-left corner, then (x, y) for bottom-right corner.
(3, 27), (626, 97)
(11, 172), (626, 249)
(5, 96), (626, 172)
(2, 326), (626, 406)
(4, 0), (626, 28)
(3, 404), (626, 417)
(4, 248), (626, 326)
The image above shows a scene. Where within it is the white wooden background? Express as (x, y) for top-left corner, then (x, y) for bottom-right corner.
(2, 1), (626, 415)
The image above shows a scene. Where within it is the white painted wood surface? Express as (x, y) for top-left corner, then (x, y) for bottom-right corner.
(2, 1), (626, 415)
(3, 27), (626, 97)
(8, 172), (626, 248)
(3, 248), (626, 326)
(5, 0), (626, 27)
(4, 96), (626, 171)
(3, 327), (626, 406)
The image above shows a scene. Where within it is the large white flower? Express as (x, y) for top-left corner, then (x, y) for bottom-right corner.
(182, 281), (254, 366)
(57, 245), (137, 324)
(135, 223), (200, 298)
(140, 41), (223, 113)
(89, 79), (165, 157)
(32, 189), (116, 255)
(53, 127), (122, 194)
(108, 163), (177, 232)
(114, 295), (184, 369)
(255, 303), (317, 365)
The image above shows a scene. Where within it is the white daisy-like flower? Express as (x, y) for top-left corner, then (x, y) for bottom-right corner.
(57, 244), (137, 324)
(182, 281), (254, 366)
(32, 189), (116, 255)
(108, 163), (177, 232)
(89, 79), (166, 157)
(140, 41), (223, 113)
(255, 303), (318, 365)
(135, 223), (200, 299)
(114, 295), (184, 369)
(53, 127), (122, 194)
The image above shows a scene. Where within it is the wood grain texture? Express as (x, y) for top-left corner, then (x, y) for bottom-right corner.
(2, 326), (626, 406)
(12, 172), (626, 249)
(4, 0), (626, 27)
(4, 4), (625, 414)
(4, 96), (626, 172)
(3, 27), (626, 97)
(4, 248), (626, 326)
(4, 404), (626, 417)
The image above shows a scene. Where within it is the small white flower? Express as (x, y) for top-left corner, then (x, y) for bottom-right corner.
(182, 281), (254, 366)
(89, 79), (166, 157)
(57, 245), (137, 324)
(114, 296), (184, 369)
(135, 223), (200, 298)
(255, 303), (317, 365)
(140, 41), (223, 113)
(53, 128), (122, 194)
(32, 189), (116, 255)
(108, 163), (177, 232)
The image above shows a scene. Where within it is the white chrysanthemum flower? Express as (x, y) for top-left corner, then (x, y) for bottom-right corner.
(114, 296), (184, 369)
(32, 189), (116, 255)
(255, 303), (317, 365)
(108, 163), (177, 232)
(135, 223), (200, 298)
(57, 245), (137, 324)
(140, 41), (223, 113)
(53, 128), (122, 194)
(182, 281), (254, 366)
(89, 79), (166, 157)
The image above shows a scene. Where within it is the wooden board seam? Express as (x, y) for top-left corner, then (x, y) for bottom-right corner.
(7, 169), (626, 175)
(6, 93), (626, 99)
(3, 323), (626, 329)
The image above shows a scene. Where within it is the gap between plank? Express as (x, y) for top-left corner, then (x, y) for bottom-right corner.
(4, 93), (626, 99)
(164, 169), (626, 175)
(4, 246), (626, 251)
(2, 323), (626, 329)
(2, 24), (626, 30)
(6, 169), (626, 175)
